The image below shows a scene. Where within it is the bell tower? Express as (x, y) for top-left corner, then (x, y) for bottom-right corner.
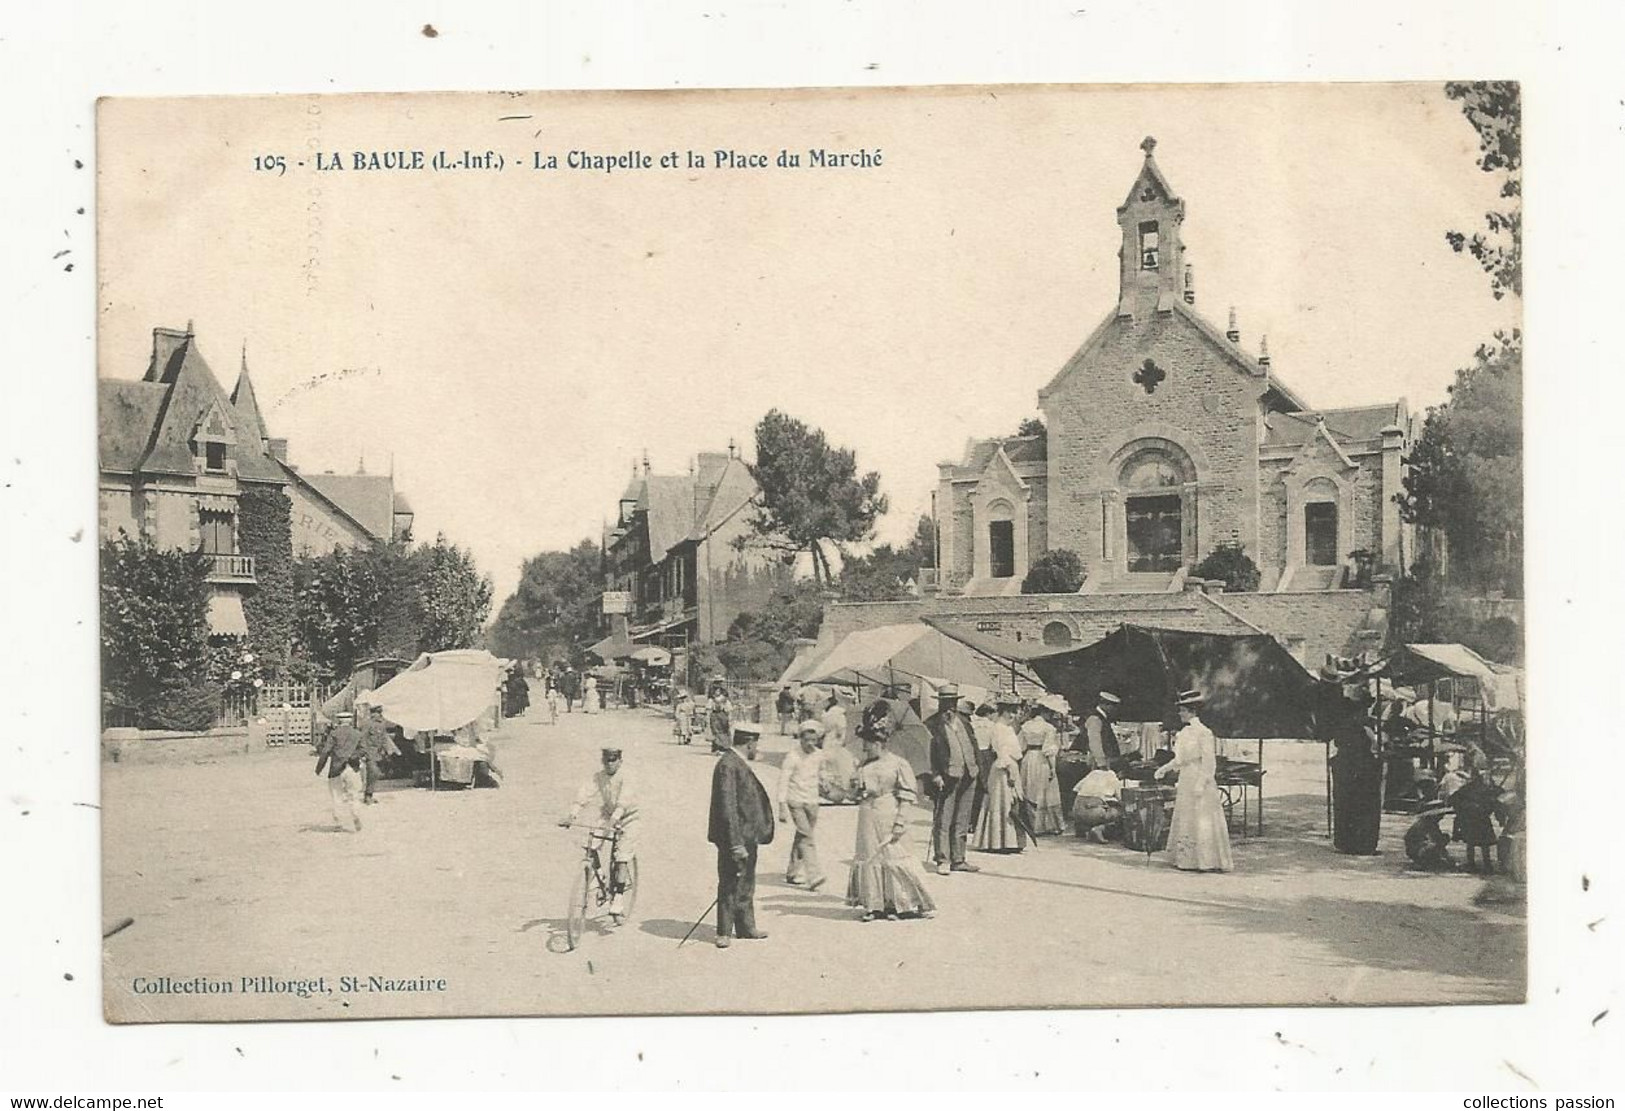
(1116, 136), (1187, 320)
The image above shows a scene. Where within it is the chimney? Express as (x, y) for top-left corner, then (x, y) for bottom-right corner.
(268, 438), (289, 462)
(1259, 335), (1271, 370)
(1182, 264), (1195, 305)
(146, 326), (191, 382)
(727, 437), (737, 460)
(1226, 307), (1240, 344)
(642, 450), (651, 477)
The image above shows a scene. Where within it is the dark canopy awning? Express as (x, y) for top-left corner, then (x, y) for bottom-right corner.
(927, 618), (1322, 738)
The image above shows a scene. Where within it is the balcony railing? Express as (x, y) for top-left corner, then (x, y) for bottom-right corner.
(205, 553), (257, 583)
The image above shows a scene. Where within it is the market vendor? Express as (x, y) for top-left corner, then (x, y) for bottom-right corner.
(1071, 758), (1129, 843)
(1077, 691), (1124, 769)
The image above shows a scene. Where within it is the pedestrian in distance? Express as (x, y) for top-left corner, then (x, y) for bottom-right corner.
(776, 686), (797, 735)
(358, 702), (399, 805)
(707, 722), (774, 948)
(924, 683), (980, 876)
(314, 710), (365, 832)
(777, 719), (828, 890)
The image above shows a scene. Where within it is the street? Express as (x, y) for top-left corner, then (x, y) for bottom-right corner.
(102, 698), (1524, 1021)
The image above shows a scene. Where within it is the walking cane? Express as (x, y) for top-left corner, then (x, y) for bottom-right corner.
(676, 899), (718, 948)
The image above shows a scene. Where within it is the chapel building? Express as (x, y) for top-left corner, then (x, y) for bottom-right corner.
(935, 138), (1412, 600)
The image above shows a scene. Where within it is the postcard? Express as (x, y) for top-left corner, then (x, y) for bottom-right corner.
(97, 82), (1524, 1021)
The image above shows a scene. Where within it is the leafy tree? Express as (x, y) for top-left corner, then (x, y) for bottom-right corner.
(237, 486), (295, 679)
(1015, 416), (1047, 438)
(1021, 548), (1085, 594)
(412, 533), (494, 652)
(744, 409), (888, 585)
(1444, 81), (1521, 301)
(1193, 543), (1261, 593)
(839, 514), (935, 601)
(293, 545), (384, 680)
(718, 580), (826, 683)
(100, 536), (212, 727)
(1399, 331), (1522, 596)
(488, 539), (605, 665)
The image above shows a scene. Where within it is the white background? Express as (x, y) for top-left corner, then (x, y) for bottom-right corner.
(1, 0), (1620, 1094)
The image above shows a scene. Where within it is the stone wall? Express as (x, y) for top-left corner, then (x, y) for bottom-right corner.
(1040, 312), (1264, 575)
(102, 725), (256, 764)
(1220, 589), (1386, 669)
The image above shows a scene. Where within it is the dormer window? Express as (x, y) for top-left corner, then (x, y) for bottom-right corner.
(205, 442), (227, 472)
(1138, 221), (1160, 270)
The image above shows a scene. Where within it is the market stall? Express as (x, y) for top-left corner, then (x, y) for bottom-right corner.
(361, 649), (509, 789)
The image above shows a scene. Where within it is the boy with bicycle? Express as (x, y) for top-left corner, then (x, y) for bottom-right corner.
(559, 746), (639, 922)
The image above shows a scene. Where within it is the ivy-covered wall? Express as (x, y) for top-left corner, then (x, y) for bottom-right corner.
(237, 485), (295, 679)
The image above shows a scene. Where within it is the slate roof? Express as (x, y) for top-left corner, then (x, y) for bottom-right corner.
(98, 329), (284, 483)
(98, 379), (168, 473)
(301, 471), (397, 542)
(1261, 402), (1406, 449)
(952, 434), (1048, 476)
(230, 363), (270, 446)
(642, 475), (700, 564)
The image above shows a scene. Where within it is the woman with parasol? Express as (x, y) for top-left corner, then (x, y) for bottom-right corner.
(845, 700), (937, 922)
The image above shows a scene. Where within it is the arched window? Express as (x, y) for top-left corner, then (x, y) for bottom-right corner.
(1119, 446), (1190, 573)
(1042, 621), (1074, 648)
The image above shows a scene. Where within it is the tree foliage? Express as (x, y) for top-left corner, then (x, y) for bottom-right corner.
(838, 514), (935, 601)
(1444, 81), (1521, 301)
(1399, 331), (1522, 597)
(1193, 543), (1262, 593)
(100, 536), (213, 727)
(413, 534), (494, 653)
(1021, 548), (1085, 594)
(487, 539), (605, 665)
(237, 486), (295, 679)
(745, 409), (888, 585)
(293, 534), (493, 681)
(1015, 416), (1047, 439)
(718, 580), (826, 683)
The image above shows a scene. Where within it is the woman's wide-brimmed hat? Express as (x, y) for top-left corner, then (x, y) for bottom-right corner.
(1037, 693), (1070, 715)
(859, 700), (897, 741)
(995, 691), (1023, 708)
(1175, 688), (1206, 708)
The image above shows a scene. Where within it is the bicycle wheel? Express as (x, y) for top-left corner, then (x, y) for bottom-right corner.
(618, 859), (640, 921)
(564, 860), (592, 951)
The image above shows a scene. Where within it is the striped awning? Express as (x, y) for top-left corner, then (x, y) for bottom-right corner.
(206, 592), (250, 637)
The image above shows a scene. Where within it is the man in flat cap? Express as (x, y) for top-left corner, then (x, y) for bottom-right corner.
(707, 722), (774, 947)
(925, 683), (980, 875)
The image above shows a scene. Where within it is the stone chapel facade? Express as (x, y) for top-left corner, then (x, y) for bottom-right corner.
(935, 138), (1413, 599)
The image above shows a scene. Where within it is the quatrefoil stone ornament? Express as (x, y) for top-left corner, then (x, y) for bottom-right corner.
(1134, 358), (1166, 394)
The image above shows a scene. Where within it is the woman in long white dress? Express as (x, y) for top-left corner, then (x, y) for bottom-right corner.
(845, 701), (936, 921)
(1154, 689), (1234, 872)
(1017, 703), (1065, 835)
(973, 696), (1027, 852)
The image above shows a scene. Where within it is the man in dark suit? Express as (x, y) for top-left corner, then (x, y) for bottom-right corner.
(707, 722), (775, 948)
(1078, 691), (1123, 769)
(925, 684), (981, 876)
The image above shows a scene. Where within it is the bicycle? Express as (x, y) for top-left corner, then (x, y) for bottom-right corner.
(563, 824), (638, 951)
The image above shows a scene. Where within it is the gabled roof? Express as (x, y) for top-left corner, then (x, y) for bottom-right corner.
(1262, 402), (1407, 450)
(101, 330), (284, 482)
(1036, 301), (1311, 414)
(693, 456), (759, 538)
(300, 471), (397, 542)
(643, 475), (699, 564)
(947, 434), (1047, 478)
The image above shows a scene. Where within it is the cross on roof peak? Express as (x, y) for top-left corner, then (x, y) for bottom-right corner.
(1140, 135), (1157, 157)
